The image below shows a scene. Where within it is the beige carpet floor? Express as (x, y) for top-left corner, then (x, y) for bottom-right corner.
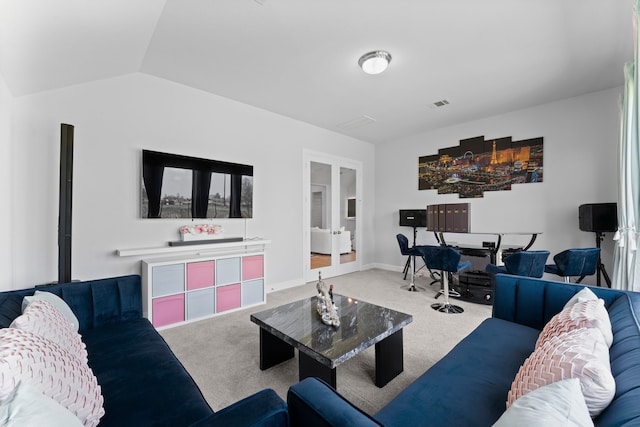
(160, 268), (492, 415)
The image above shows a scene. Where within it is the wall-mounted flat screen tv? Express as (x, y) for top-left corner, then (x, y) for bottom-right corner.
(141, 150), (253, 219)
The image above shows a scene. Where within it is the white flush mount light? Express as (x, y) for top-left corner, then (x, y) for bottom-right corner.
(358, 51), (392, 75)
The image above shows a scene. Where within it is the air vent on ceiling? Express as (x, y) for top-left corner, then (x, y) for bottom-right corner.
(431, 99), (450, 108)
(336, 115), (377, 130)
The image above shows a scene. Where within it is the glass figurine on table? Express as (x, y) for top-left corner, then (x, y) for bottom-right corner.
(315, 272), (340, 327)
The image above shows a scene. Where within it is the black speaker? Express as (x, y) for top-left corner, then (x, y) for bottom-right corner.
(399, 209), (427, 227)
(578, 203), (617, 232)
(58, 124), (74, 284)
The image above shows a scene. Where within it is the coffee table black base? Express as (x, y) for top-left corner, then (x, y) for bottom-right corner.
(299, 352), (337, 388)
(259, 328), (294, 370)
(375, 329), (404, 387)
(259, 327), (405, 389)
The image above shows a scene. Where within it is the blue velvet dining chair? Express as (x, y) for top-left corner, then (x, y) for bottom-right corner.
(544, 248), (600, 283)
(485, 250), (550, 278)
(418, 245), (471, 314)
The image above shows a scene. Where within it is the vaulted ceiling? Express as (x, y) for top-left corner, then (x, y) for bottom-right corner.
(0, 0), (634, 144)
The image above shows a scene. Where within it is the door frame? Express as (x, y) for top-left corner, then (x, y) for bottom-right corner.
(303, 150), (363, 282)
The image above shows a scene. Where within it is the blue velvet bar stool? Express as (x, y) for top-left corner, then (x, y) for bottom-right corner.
(419, 245), (471, 314)
(396, 233), (427, 292)
(544, 248), (600, 283)
(485, 250), (550, 278)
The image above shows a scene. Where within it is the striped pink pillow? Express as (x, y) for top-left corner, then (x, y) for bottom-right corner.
(536, 299), (613, 349)
(0, 328), (104, 426)
(508, 327), (615, 417)
(10, 299), (88, 363)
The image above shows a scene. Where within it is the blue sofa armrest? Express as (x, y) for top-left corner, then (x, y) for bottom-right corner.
(492, 273), (625, 330)
(287, 378), (382, 427)
(189, 389), (288, 427)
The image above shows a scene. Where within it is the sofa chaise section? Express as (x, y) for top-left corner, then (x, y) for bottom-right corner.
(0, 275), (288, 427)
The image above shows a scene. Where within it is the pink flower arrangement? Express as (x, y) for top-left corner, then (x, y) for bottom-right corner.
(180, 224), (223, 240)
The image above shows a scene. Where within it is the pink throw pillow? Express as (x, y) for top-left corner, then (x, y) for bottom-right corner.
(10, 299), (88, 363)
(0, 328), (104, 427)
(508, 327), (615, 417)
(536, 299), (613, 349)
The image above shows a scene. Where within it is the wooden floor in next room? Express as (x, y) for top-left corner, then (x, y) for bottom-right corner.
(310, 251), (356, 269)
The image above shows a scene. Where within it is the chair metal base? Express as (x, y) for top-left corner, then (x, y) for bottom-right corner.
(401, 283), (426, 292)
(434, 287), (461, 299)
(402, 254), (426, 292)
(403, 255), (426, 280)
(431, 303), (464, 314)
(428, 270), (441, 286)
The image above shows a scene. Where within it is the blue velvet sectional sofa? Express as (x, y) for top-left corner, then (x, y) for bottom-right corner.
(0, 275), (288, 427)
(288, 274), (640, 426)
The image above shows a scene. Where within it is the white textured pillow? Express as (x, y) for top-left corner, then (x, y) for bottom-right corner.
(0, 328), (104, 427)
(22, 291), (79, 331)
(494, 379), (593, 427)
(564, 287), (598, 309)
(0, 381), (84, 427)
(508, 327), (615, 417)
(10, 299), (87, 363)
(537, 299), (613, 348)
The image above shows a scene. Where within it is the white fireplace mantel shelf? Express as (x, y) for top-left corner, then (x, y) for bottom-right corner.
(116, 238), (271, 257)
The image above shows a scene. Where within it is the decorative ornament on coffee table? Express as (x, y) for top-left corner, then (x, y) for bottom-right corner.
(179, 224), (223, 241)
(315, 272), (340, 328)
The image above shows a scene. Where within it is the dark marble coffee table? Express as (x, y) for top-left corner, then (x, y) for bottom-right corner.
(250, 294), (413, 388)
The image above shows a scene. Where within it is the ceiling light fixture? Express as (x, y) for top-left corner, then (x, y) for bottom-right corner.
(358, 51), (392, 75)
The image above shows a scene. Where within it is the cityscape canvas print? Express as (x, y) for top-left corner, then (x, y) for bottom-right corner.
(418, 135), (543, 198)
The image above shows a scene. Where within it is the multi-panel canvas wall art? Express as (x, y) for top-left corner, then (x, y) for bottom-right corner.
(418, 135), (543, 198)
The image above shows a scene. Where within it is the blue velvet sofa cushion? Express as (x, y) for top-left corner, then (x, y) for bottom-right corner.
(373, 318), (539, 427)
(0, 293), (23, 328)
(0, 275), (142, 332)
(492, 274), (624, 330)
(82, 318), (212, 427)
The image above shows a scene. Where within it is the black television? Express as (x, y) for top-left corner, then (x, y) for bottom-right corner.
(141, 150), (253, 219)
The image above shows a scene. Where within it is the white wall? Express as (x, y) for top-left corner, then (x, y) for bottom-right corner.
(8, 73), (375, 290)
(0, 74), (12, 289)
(375, 87), (621, 286)
(5, 74), (622, 290)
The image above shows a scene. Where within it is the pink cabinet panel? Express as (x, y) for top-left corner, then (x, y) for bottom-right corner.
(152, 294), (185, 328)
(187, 261), (215, 290)
(242, 255), (264, 281)
(216, 284), (241, 313)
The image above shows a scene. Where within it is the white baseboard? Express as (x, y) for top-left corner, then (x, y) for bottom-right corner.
(371, 263), (402, 272)
(266, 263), (420, 293)
(266, 278), (305, 293)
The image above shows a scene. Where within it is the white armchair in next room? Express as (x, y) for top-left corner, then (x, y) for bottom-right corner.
(310, 227), (352, 255)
